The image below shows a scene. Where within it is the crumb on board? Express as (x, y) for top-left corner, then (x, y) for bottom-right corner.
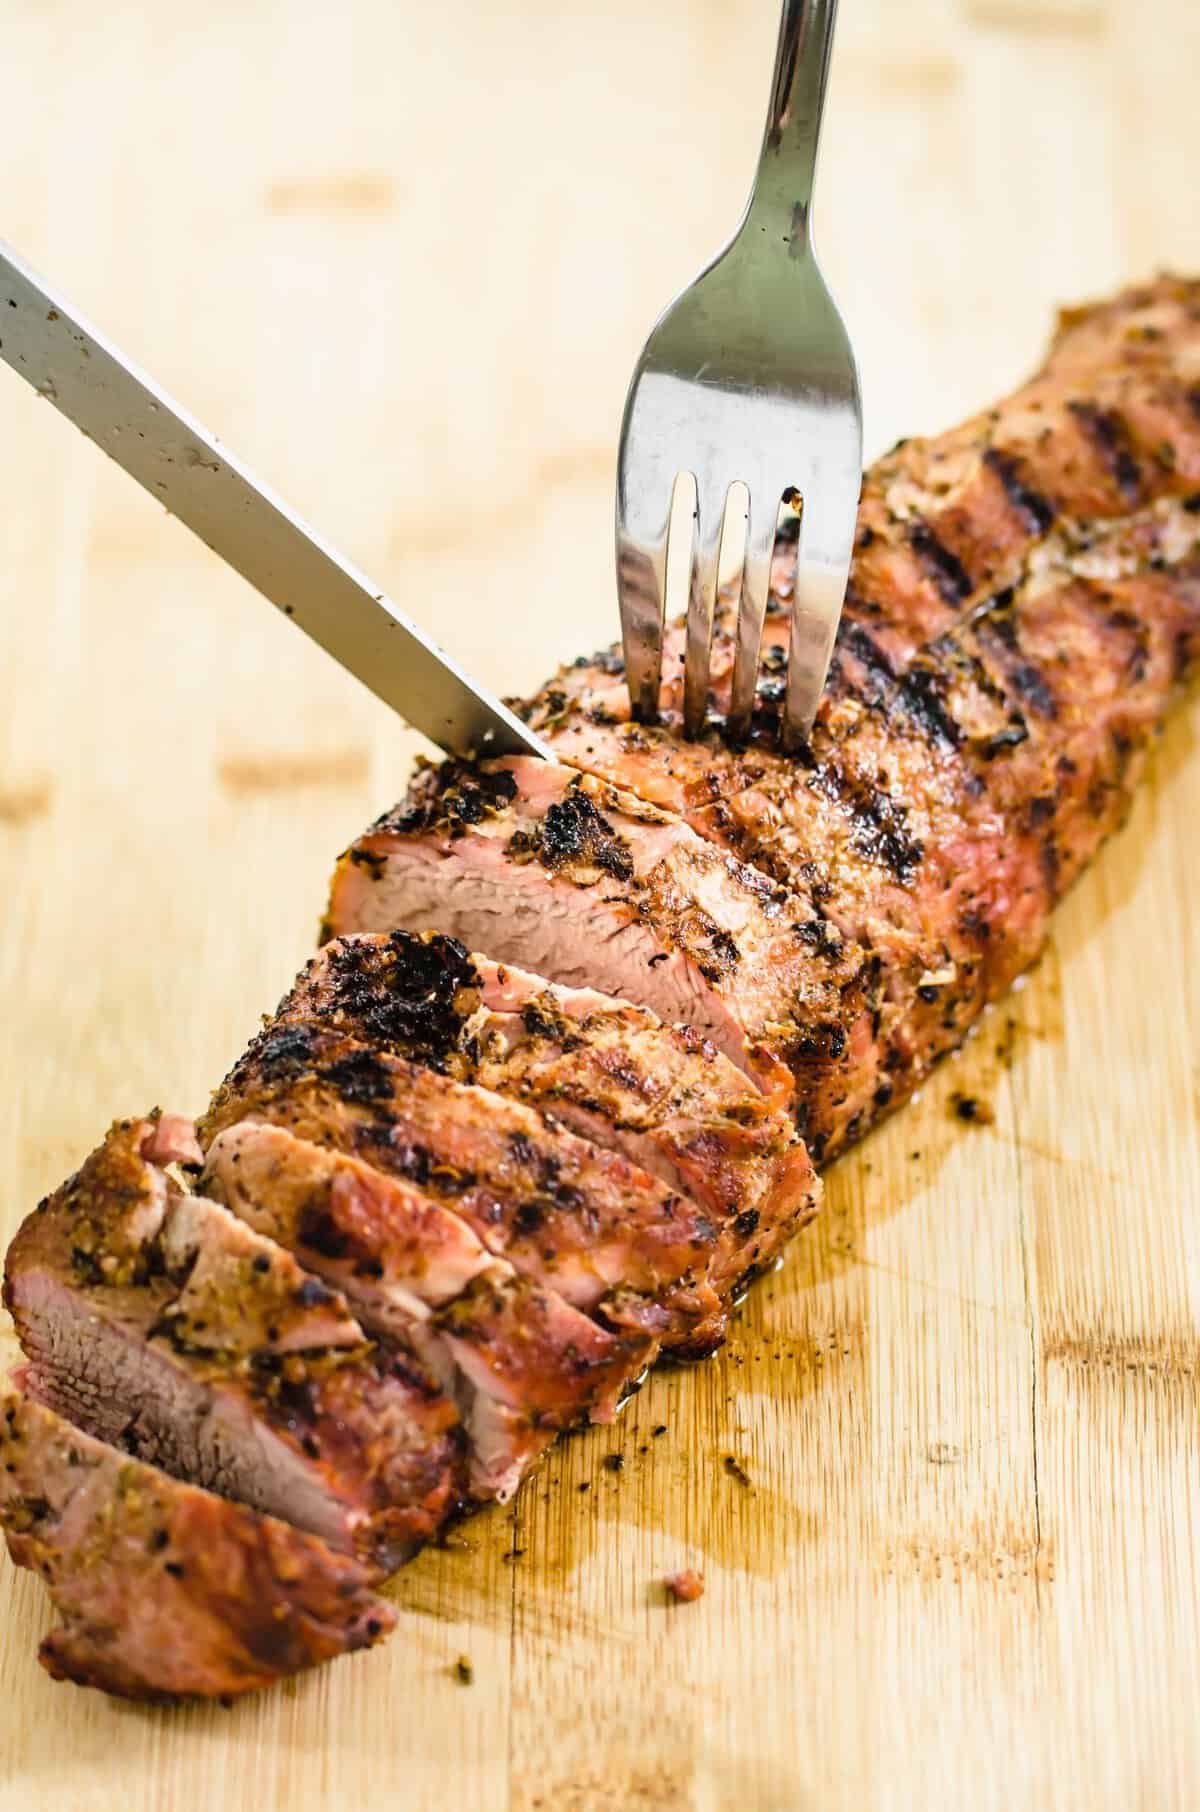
(951, 1091), (995, 1125)
(723, 1454), (752, 1489)
(665, 1569), (705, 1604)
(454, 1655), (474, 1685)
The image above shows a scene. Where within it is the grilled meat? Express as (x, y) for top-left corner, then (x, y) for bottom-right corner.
(203, 1119), (501, 1322)
(4, 1115), (464, 1568)
(6, 276), (1199, 1702)
(201, 1018), (721, 1349)
(0, 1392), (392, 1699)
(512, 522), (1200, 1158)
(329, 279), (1200, 1160)
(326, 756), (863, 1112)
(202, 1120), (643, 1500)
(272, 931), (819, 1312)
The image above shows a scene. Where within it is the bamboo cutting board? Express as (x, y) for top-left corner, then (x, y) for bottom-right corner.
(3, 2), (1200, 1807)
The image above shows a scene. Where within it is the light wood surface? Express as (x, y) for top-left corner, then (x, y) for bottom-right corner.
(3, 2), (1199, 1807)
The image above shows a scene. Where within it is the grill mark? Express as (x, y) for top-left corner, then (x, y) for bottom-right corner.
(806, 763), (924, 882)
(1068, 401), (1143, 502)
(974, 589), (1018, 647)
(970, 608), (1060, 721)
(248, 1026), (321, 1084)
(908, 522), (974, 604)
(890, 665), (964, 749)
(321, 1047), (400, 1106)
(1006, 659), (1060, 720)
(836, 621), (898, 690)
(982, 446), (1056, 533)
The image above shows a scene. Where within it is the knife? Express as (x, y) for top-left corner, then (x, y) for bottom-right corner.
(0, 239), (551, 762)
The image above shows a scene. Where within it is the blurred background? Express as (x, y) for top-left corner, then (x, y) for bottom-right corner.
(1, 0), (1195, 1243)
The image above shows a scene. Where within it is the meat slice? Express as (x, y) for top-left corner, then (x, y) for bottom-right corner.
(325, 757), (872, 1130)
(4, 1115), (464, 1568)
(202, 1121), (642, 1499)
(0, 1392), (393, 1700)
(273, 931), (820, 1305)
(203, 1118), (501, 1322)
(201, 1019), (720, 1349)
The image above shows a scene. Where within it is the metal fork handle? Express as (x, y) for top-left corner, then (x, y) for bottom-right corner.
(615, 0), (855, 747)
(753, 0), (839, 230)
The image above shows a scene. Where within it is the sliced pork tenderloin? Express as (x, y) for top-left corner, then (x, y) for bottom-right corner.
(200, 1021), (722, 1349)
(325, 758), (876, 1136)
(202, 1121), (648, 1499)
(0, 1391), (393, 1700)
(515, 277), (1200, 1158)
(533, 279), (1200, 763)
(519, 529), (1200, 1157)
(203, 1117), (501, 1322)
(273, 931), (820, 1307)
(4, 1115), (464, 1568)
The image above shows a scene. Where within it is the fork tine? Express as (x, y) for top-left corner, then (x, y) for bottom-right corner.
(682, 481), (726, 740)
(782, 481), (857, 751)
(727, 491), (779, 742)
(615, 499), (671, 724)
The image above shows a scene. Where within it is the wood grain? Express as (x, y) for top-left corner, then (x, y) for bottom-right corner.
(2, 1), (1198, 1806)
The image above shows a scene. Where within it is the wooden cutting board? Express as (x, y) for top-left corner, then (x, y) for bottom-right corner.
(3, 2), (1199, 1807)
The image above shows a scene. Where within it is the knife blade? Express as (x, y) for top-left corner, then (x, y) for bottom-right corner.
(0, 239), (551, 762)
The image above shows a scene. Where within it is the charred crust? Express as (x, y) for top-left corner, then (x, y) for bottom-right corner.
(299, 1206), (351, 1260)
(982, 446), (1057, 533)
(794, 917), (844, 961)
(693, 927), (741, 982)
(347, 846), (386, 882)
(806, 762), (924, 882)
(908, 521), (974, 604)
(836, 621), (898, 693)
(322, 1047), (399, 1106)
(1067, 400), (1144, 502)
(247, 1025), (323, 1085)
(1007, 661), (1059, 720)
(978, 716), (1030, 759)
(519, 995), (577, 1043)
(517, 785), (635, 881)
(304, 933), (479, 1071)
(979, 602), (1020, 652)
(390, 762), (519, 838)
(890, 665), (963, 750)
(791, 1021), (849, 1063)
(568, 645), (626, 677)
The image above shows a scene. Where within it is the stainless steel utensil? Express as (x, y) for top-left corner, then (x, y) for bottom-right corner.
(615, 0), (862, 749)
(0, 239), (550, 763)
